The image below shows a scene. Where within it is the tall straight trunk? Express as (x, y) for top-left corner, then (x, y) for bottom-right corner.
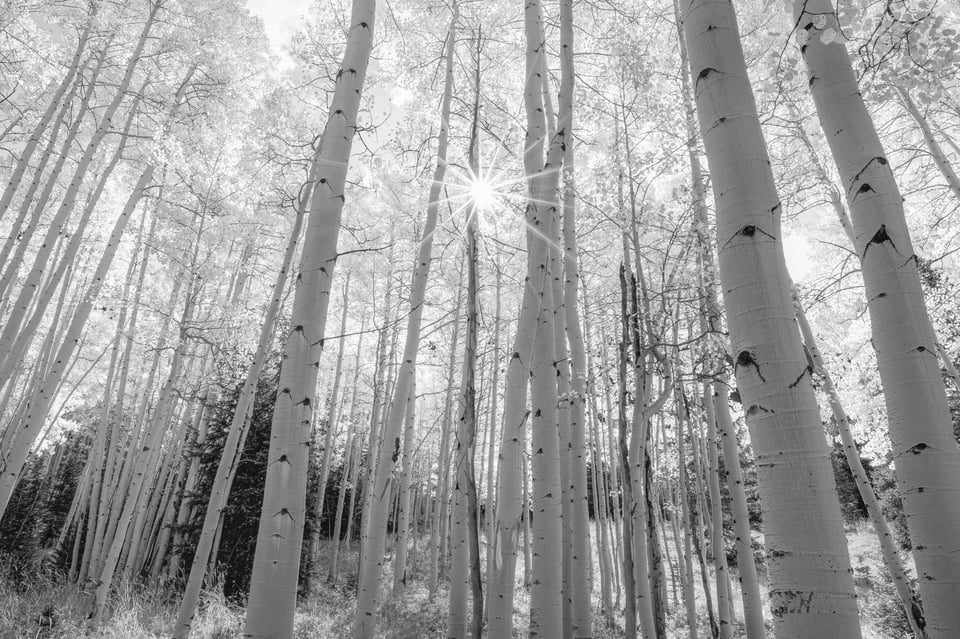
(448, 43), (483, 638)
(428, 281), (461, 598)
(794, 4), (960, 635)
(676, 391), (699, 639)
(328, 427), (356, 584)
(792, 287), (927, 637)
(356, 260), (395, 585)
(307, 272), (351, 596)
(483, 260), (501, 594)
(556, 0), (592, 633)
(702, 384), (733, 639)
(682, 1), (862, 636)
(353, 8), (453, 636)
(617, 266), (639, 639)
(392, 378), (416, 594)
(243, 1), (374, 636)
(674, 1), (764, 630)
(329, 316), (365, 583)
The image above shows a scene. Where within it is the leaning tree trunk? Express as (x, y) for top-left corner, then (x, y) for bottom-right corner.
(793, 4), (960, 635)
(681, 1), (862, 637)
(243, 1), (375, 636)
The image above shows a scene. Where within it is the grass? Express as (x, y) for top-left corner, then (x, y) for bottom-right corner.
(0, 523), (913, 638)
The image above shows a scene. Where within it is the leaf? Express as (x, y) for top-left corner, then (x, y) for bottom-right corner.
(820, 28), (837, 45)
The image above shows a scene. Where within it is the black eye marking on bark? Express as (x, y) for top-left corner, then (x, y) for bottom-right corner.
(392, 437), (401, 462)
(849, 156), (888, 191)
(696, 67), (718, 93)
(906, 442), (929, 454)
(788, 365), (814, 388)
(746, 404), (773, 417)
(770, 202), (782, 215)
(735, 350), (765, 381)
(862, 224), (897, 259)
(741, 225), (756, 236)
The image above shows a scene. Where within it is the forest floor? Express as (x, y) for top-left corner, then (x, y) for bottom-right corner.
(0, 521), (911, 639)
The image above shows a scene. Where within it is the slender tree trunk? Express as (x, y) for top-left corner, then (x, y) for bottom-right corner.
(306, 272), (351, 596)
(896, 86), (960, 202)
(353, 8), (454, 636)
(794, 4), (960, 634)
(392, 378), (416, 594)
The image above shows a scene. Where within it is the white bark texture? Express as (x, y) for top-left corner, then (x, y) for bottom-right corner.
(243, 1), (375, 636)
(794, 1), (960, 635)
(682, 0), (862, 636)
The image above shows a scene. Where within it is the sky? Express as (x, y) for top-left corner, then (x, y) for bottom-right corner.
(245, 0), (312, 69)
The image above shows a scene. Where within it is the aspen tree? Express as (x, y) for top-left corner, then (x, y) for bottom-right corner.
(793, 4), (960, 634)
(448, 32), (483, 638)
(681, 0), (862, 636)
(307, 272), (351, 596)
(895, 86), (960, 203)
(353, 7), (454, 636)
(791, 285), (926, 637)
(241, 0), (374, 635)
(428, 280), (462, 598)
(329, 317), (366, 584)
(557, 0), (592, 632)
(522, 0), (565, 631)
(392, 377), (416, 594)
(673, 2), (766, 630)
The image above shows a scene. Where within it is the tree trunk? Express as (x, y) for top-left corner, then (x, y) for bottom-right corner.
(242, 1), (374, 636)
(794, 4), (960, 634)
(682, 1), (862, 636)
(353, 7), (453, 636)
